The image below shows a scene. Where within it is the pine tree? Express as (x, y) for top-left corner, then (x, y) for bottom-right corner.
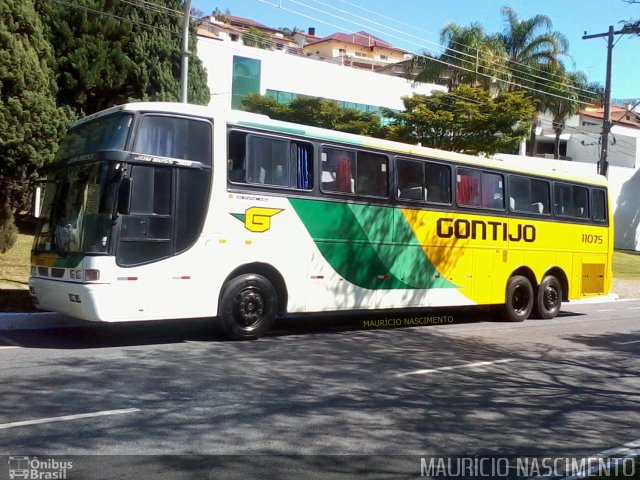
(0, 0), (70, 226)
(36, 0), (210, 115)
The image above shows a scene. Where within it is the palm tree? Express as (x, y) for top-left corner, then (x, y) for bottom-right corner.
(498, 6), (569, 92)
(544, 67), (587, 159)
(409, 22), (506, 91)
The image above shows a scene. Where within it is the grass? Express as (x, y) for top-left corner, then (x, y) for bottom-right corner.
(1, 233), (640, 312)
(612, 249), (640, 280)
(0, 233), (32, 289)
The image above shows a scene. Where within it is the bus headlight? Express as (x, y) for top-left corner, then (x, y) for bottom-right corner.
(84, 269), (100, 281)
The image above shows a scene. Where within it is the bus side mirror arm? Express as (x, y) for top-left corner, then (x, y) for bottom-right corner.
(117, 177), (132, 215)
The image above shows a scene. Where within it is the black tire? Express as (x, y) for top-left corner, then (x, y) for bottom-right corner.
(533, 275), (562, 319)
(504, 275), (533, 322)
(218, 274), (277, 340)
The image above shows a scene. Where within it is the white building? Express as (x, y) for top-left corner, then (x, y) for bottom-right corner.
(196, 24), (445, 113)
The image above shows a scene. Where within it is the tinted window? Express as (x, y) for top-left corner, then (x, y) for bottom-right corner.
(321, 148), (355, 194)
(129, 166), (171, 215)
(134, 115), (212, 165)
(592, 188), (607, 222)
(247, 136), (290, 186)
(457, 168), (504, 209)
(228, 131), (313, 190)
(554, 183), (589, 218)
(397, 158), (451, 204)
(508, 176), (550, 214)
(321, 147), (388, 197)
(356, 151), (388, 197)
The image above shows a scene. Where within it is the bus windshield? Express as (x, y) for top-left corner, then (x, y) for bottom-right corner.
(34, 161), (122, 255)
(55, 113), (132, 161)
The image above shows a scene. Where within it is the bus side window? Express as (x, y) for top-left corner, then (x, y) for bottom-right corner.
(228, 131), (247, 183)
(508, 176), (549, 215)
(356, 151), (388, 197)
(396, 158), (424, 201)
(554, 183), (589, 218)
(135, 115), (212, 165)
(592, 188), (607, 222)
(322, 148), (355, 194)
(424, 162), (451, 204)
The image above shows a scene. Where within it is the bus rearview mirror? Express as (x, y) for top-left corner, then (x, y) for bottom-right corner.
(33, 187), (42, 218)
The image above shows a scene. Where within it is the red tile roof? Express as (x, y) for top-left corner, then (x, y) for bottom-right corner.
(580, 105), (640, 128)
(307, 31), (405, 52)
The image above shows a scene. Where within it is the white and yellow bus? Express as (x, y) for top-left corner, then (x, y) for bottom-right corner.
(29, 102), (613, 340)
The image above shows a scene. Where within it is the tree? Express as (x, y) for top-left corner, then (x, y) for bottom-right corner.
(241, 94), (384, 136)
(623, 0), (640, 34)
(243, 26), (273, 50)
(409, 22), (507, 91)
(383, 86), (536, 156)
(35, 0), (210, 115)
(0, 0), (70, 226)
(498, 6), (569, 92)
(544, 67), (587, 159)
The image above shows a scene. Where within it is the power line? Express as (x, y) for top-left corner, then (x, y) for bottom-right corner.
(259, 0), (601, 104)
(50, 0), (182, 36)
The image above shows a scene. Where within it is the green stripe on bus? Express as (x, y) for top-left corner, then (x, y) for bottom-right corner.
(289, 198), (453, 290)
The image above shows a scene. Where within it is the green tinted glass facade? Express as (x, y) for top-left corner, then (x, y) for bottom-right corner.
(232, 56), (261, 109)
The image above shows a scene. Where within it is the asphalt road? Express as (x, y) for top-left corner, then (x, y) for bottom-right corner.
(0, 300), (639, 479)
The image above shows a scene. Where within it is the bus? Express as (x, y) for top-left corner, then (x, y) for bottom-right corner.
(29, 102), (613, 340)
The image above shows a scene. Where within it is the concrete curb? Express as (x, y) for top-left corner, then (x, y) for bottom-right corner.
(562, 293), (621, 305)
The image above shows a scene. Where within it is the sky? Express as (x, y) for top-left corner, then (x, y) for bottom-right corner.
(190, 0), (640, 102)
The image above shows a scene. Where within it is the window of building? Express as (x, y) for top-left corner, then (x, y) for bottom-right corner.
(554, 182), (589, 218)
(457, 168), (504, 210)
(508, 176), (550, 214)
(396, 158), (451, 204)
(232, 56), (261, 110)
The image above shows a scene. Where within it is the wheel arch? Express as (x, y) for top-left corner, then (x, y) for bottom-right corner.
(507, 266), (537, 299)
(543, 266), (569, 302)
(220, 262), (288, 316)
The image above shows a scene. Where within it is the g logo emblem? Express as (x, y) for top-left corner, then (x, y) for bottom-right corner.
(232, 207), (283, 232)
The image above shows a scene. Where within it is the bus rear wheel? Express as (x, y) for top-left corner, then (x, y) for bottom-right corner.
(533, 275), (562, 319)
(503, 275), (533, 322)
(219, 274), (277, 340)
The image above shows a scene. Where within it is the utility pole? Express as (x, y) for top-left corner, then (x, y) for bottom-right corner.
(180, 0), (192, 103)
(583, 25), (640, 177)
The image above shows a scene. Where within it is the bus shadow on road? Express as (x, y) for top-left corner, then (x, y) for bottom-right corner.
(0, 318), (225, 349)
(0, 307), (587, 349)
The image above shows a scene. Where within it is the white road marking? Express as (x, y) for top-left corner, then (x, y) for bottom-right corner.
(396, 358), (516, 377)
(596, 309), (616, 312)
(0, 408), (141, 430)
(0, 346), (18, 350)
(615, 339), (640, 345)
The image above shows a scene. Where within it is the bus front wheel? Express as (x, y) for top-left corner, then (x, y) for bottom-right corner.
(503, 275), (533, 322)
(533, 275), (562, 319)
(219, 274), (277, 340)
